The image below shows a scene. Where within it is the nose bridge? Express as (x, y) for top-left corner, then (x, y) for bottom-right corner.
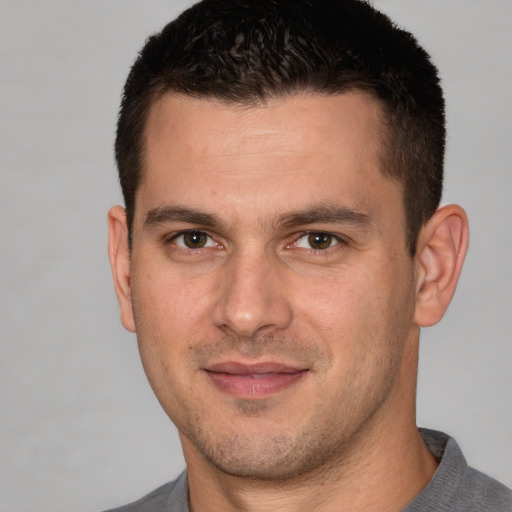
(212, 245), (293, 337)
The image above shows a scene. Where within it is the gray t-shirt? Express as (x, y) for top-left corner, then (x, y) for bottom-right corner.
(103, 429), (512, 511)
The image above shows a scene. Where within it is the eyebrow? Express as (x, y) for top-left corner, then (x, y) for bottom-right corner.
(144, 203), (373, 232)
(144, 206), (221, 228)
(276, 204), (373, 231)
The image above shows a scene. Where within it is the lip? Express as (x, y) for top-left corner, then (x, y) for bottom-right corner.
(203, 361), (308, 399)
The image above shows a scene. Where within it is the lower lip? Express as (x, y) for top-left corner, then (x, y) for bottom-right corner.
(205, 370), (307, 399)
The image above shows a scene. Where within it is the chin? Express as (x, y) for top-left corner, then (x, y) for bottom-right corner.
(188, 425), (343, 482)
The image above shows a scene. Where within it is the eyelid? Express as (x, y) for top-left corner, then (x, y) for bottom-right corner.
(167, 229), (218, 249)
(290, 230), (347, 250)
(163, 228), (348, 251)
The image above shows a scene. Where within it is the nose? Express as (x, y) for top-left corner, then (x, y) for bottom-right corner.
(212, 249), (293, 338)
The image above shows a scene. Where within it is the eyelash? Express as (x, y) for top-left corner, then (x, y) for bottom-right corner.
(291, 231), (346, 252)
(167, 230), (219, 250)
(166, 229), (346, 253)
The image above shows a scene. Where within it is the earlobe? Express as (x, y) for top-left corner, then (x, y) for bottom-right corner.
(108, 205), (136, 333)
(414, 204), (469, 327)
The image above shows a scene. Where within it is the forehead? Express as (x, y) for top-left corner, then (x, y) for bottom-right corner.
(138, 92), (401, 229)
(144, 91), (386, 162)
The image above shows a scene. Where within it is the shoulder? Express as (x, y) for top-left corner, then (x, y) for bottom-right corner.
(459, 466), (512, 511)
(404, 429), (511, 512)
(101, 471), (188, 512)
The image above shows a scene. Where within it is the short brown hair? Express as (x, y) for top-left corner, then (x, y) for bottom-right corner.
(115, 0), (445, 255)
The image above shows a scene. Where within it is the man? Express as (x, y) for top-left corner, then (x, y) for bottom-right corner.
(105, 0), (512, 510)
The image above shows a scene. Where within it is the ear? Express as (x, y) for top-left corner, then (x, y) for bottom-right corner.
(414, 204), (469, 327)
(108, 205), (136, 333)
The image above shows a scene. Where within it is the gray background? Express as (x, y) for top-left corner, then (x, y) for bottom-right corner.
(0, 1), (510, 511)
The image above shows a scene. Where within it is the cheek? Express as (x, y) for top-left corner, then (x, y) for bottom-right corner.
(129, 262), (217, 384)
(294, 261), (413, 361)
(132, 256), (215, 330)
(129, 273), (204, 418)
(294, 269), (378, 334)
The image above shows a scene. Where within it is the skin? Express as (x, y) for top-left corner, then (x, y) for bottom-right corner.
(109, 92), (468, 511)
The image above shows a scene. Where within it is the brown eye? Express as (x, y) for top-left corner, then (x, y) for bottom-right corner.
(307, 233), (333, 250)
(181, 231), (209, 248)
(183, 232), (208, 248)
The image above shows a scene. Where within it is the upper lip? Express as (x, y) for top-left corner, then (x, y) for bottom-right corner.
(204, 361), (307, 375)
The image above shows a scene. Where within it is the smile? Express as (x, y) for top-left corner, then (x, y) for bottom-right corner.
(203, 362), (308, 399)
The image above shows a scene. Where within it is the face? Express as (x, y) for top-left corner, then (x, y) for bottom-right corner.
(114, 92), (420, 480)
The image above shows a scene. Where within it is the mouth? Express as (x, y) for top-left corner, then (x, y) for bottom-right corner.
(203, 361), (309, 399)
